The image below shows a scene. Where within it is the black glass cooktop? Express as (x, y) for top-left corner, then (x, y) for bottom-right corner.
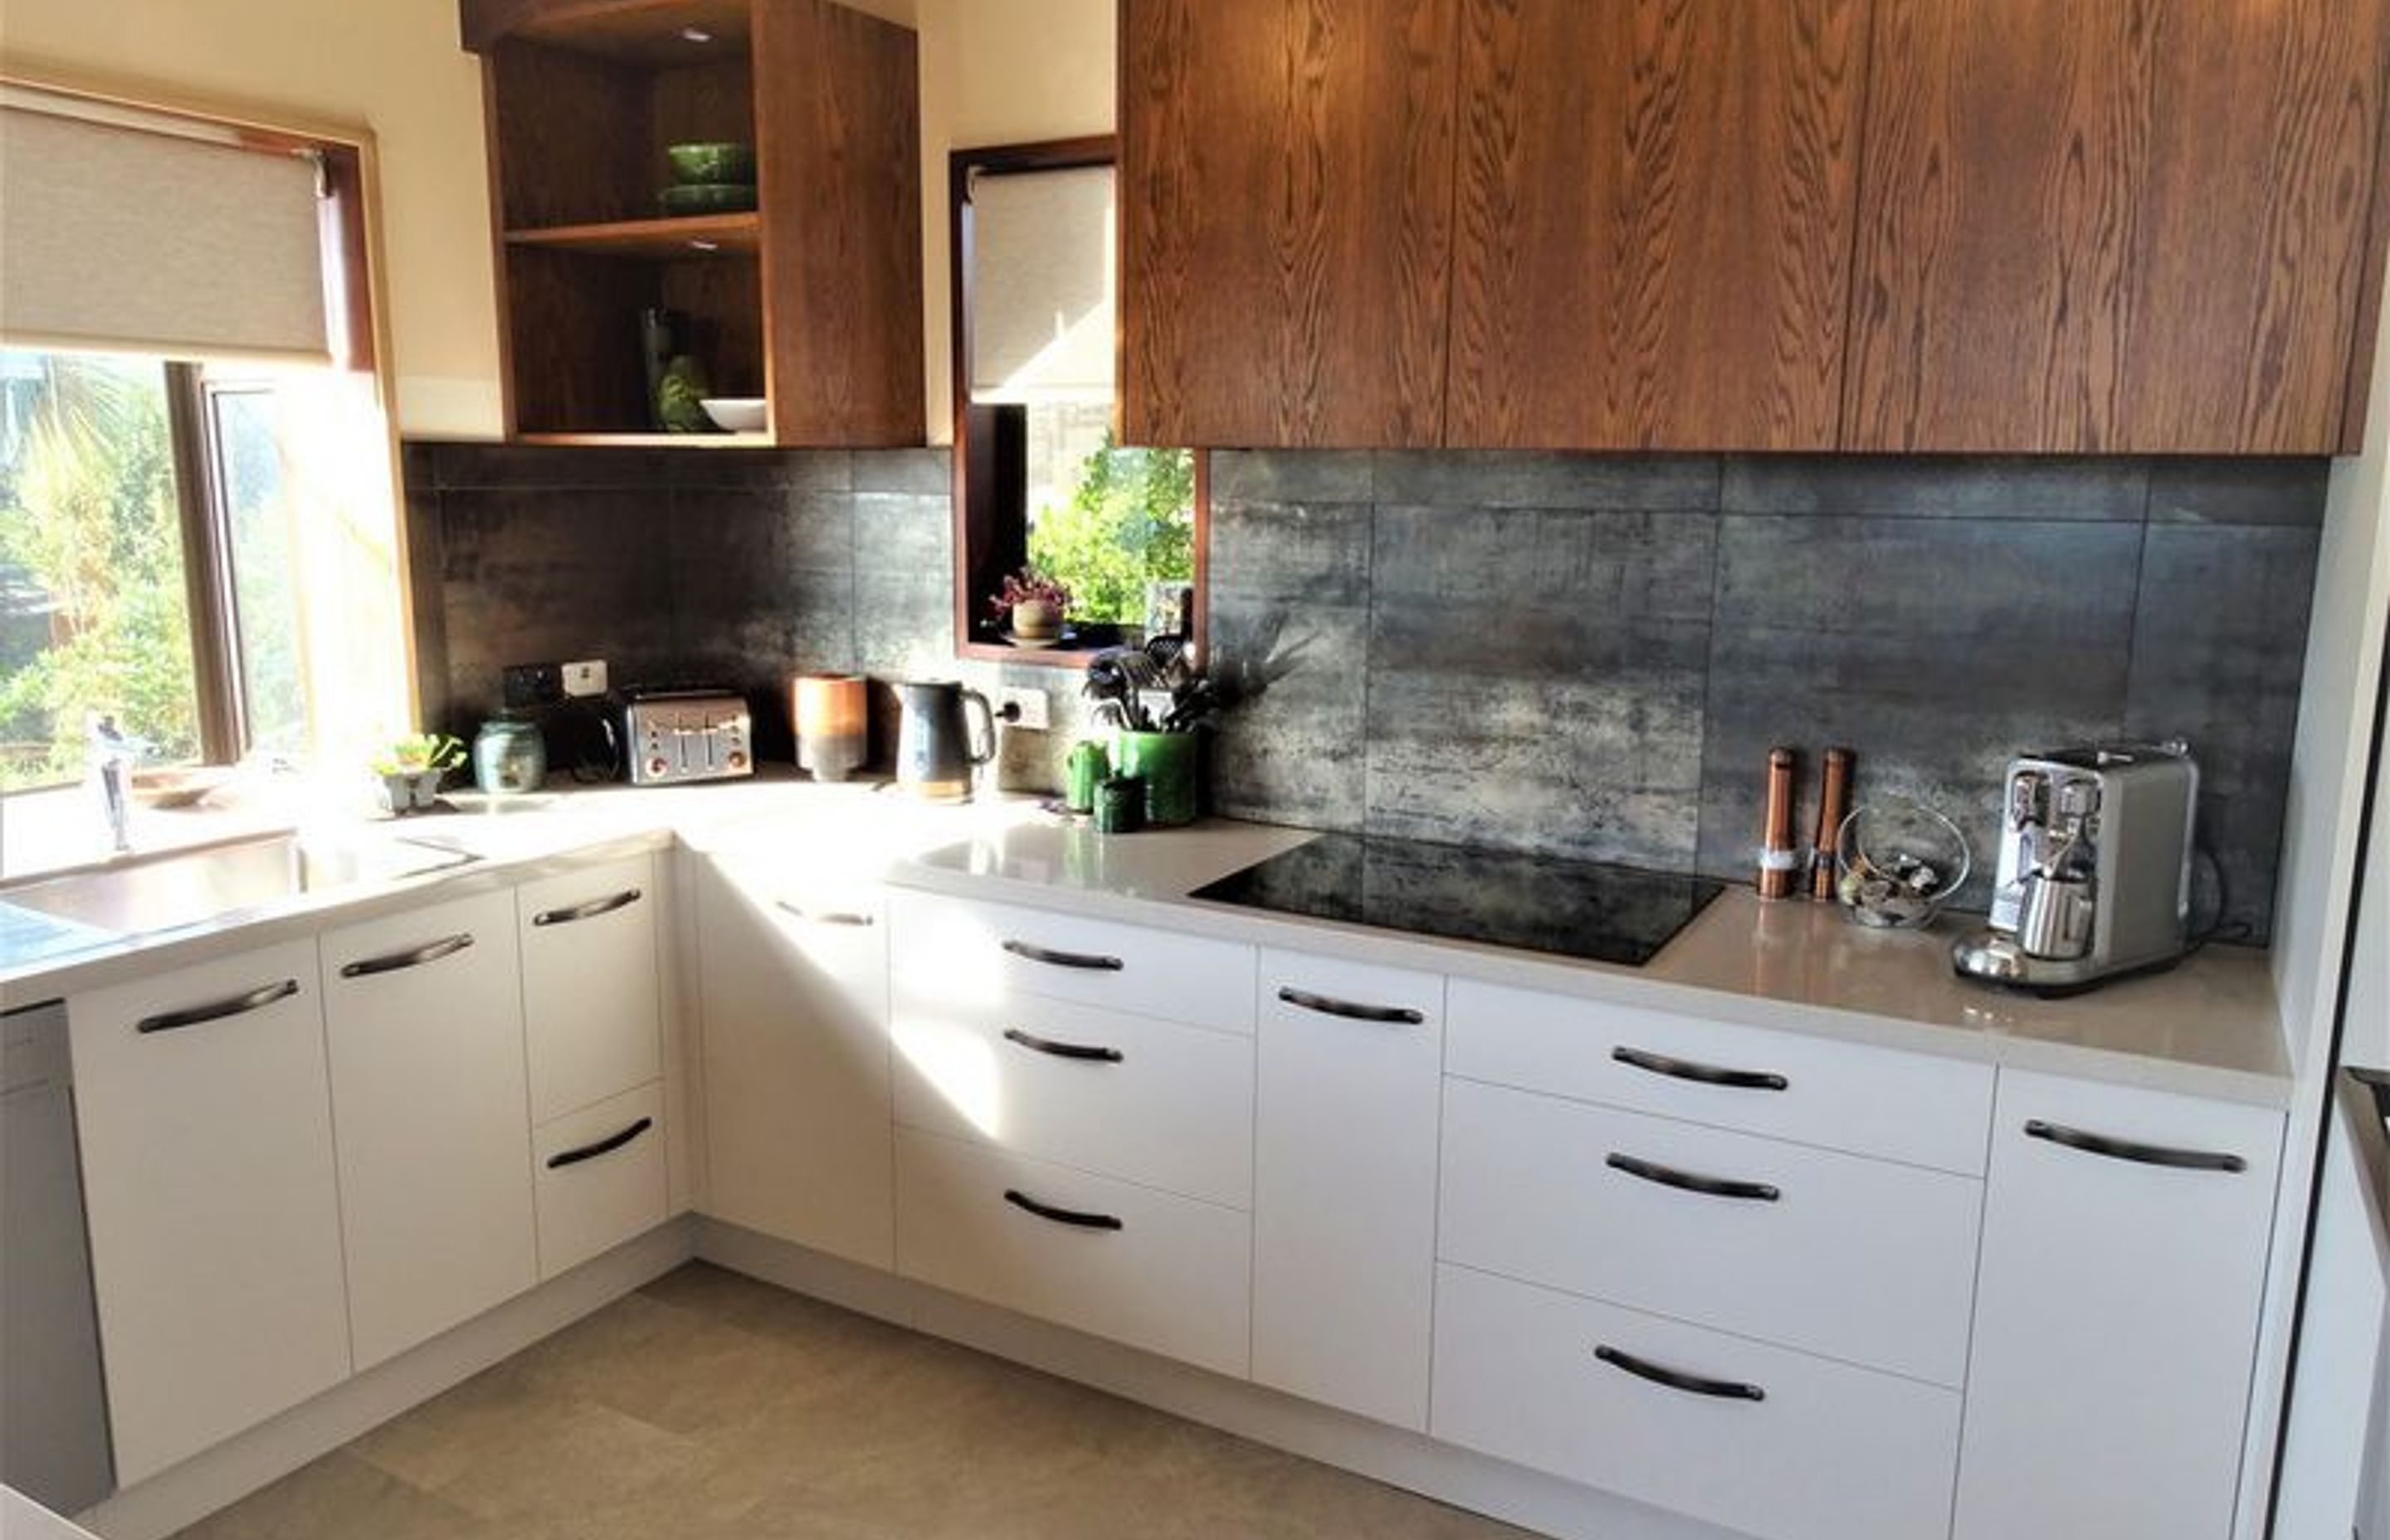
(1190, 834), (1724, 967)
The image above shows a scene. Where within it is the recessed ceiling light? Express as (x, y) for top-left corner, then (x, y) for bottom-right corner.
(680, 26), (713, 43)
(690, 239), (719, 252)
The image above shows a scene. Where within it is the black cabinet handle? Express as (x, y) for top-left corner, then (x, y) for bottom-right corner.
(533, 888), (641, 927)
(1276, 987), (1425, 1026)
(1002, 939), (1123, 972)
(1606, 1153), (1781, 1203)
(1002, 1027), (1124, 1064)
(1612, 1045), (1788, 1092)
(136, 977), (300, 1035)
(774, 900), (876, 928)
(339, 933), (476, 979)
(545, 1116), (654, 1169)
(1002, 1187), (1124, 1231)
(2023, 1118), (2246, 1173)
(1594, 1344), (1766, 1403)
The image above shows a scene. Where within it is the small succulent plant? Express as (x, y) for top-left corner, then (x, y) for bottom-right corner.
(370, 733), (466, 777)
(986, 566), (1071, 622)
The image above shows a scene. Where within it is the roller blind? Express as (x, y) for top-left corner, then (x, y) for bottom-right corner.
(0, 90), (330, 363)
(968, 164), (1113, 404)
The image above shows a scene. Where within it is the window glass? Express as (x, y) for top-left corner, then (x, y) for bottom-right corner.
(208, 385), (307, 756)
(0, 350), (201, 789)
(1023, 409), (1194, 631)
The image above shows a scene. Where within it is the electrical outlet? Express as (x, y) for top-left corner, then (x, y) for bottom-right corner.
(501, 662), (563, 708)
(997, 685), (1050, 731)
(562, 659), (609, 699)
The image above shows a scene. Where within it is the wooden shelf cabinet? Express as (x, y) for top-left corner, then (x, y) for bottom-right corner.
(466, 0), (924, 446)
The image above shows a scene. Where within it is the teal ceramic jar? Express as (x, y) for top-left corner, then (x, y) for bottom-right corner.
(1115, 730), (1198, 827)
(472, 715), (547, 795)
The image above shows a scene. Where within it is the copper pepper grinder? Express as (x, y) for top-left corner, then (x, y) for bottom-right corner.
(1758, 746), (1800, 899)
(1810, 746), (1854, 900)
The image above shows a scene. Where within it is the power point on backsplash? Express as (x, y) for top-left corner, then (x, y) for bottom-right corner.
(563, 660), (609, 699)
(997, 685), (1050, 732)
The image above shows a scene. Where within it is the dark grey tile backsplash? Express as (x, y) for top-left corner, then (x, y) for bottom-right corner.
(403, 441), (2324, 941)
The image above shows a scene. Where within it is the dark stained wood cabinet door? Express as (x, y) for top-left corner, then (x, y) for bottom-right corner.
(1847, 0), (2390, 454)
(1446, 0), (1872, 451)
(1119, 0), (1459, 448)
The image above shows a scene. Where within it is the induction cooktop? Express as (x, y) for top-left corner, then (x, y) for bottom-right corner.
(1189, 833), (1724, 967)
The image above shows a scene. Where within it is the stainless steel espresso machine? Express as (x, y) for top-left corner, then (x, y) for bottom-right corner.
(1952, 743), (2201, 995)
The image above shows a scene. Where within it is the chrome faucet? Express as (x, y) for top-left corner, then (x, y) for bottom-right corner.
(89, 714), (138, 855)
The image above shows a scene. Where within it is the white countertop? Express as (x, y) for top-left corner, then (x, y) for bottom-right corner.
(1, 776), (2290, 1107)
(893, 820), (2292, 1108)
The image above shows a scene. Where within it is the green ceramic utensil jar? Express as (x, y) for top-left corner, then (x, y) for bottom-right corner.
(1115, 731), (1197, 827)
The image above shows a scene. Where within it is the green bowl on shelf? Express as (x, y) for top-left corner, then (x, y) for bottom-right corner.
(660, 182), (757, 216)
(666, 141), (756, 184)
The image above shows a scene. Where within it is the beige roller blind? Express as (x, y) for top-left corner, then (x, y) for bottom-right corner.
(0, 91), (329, 363)
(968, 163), (1114, 404)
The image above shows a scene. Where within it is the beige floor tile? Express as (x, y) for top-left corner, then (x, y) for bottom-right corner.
(171, 1451), (486, 1540)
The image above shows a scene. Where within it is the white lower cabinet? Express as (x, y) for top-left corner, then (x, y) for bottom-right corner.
(1433, 1264), (1963, 1540)
(1251, 951), (1444, 1430)
(1953, 1070), (2285, 1540)
(696, 856), (895, 1266)
(893, 1125), (1251, 1377)
(66, 940), (353, 1484)
(517, 855), (662, 1123)
(320, 889), (537, 1369)
(533, 1080), (668, 1277)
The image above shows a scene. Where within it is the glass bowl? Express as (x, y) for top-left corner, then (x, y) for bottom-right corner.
(1834, 797), (1971, 928)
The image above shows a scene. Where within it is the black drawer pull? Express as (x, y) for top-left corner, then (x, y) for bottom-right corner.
(1594, 1344), (1766, 1403)
(2023, 1119), (2246, 1173)
(1002, 939), (1123, 972)
(1276, 987), (1425, 1025)
(533, 888), (641, 927)
(1606, 1153), (1781, 1203)
(1612, 1045), (1788, 1092)
(136, 978), (300, 1035)
(545, 1116), (654, 1169)
(1002, 1187), (1124, 1231)
(774, 900), (876, 928)
(339, 933), (475, 979)
(1002, 1027), (1124, 1064)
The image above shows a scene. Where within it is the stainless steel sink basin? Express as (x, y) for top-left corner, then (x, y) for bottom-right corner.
(0, 831), (478, 940)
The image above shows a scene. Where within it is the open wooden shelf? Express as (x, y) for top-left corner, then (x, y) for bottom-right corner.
(516, 430), (774, 448)
(504, 212), (760, 258)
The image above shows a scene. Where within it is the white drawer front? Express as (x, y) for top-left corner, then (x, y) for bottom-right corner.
(894, 1127), (1251, 1377)
(532, 1081), (668, 1279)
(892, 990), (1252, 1208)
(1448, 979), (1993, 1174)
(1440, 1079), (1982, 1386)
(517, 855), (662, 1123)
(890, 890), (1257, 1035)
(1432, 1265), (1963, 1540)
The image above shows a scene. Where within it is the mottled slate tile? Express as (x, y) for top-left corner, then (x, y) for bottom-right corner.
(1372, 451), (1719, 510)
(2146, 458), (2330, 527)
(402, 485), (450, 730)
(854, 563), (956, 677)
(852, 446), (952, 495)
(1695, 516), (2145, 899)
(1371, 507), (1716, 625)
(438, 489), (676, 704)
(852, 491), (952, 573)
(1208, 500), (1374, 606)
(1207, 599), (1370, 832)
(2124, 523), (2321, 940)
(1211, 450), (1374, 505)
(1721, 456), (2147, 521)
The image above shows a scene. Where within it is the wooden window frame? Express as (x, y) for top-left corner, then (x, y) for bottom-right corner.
(949, 135), (1207, 670)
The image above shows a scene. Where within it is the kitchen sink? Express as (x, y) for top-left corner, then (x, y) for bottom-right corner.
(0, 831), (478, 941)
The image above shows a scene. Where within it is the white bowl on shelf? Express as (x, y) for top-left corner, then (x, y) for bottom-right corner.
(700, 397), (768, 433)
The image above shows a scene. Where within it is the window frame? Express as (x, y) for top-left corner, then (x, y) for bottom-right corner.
(948, 136), (1207, 670)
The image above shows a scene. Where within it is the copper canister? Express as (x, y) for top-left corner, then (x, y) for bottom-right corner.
(793, 673), (867, 782)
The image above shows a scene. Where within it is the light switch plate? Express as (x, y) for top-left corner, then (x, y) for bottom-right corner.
(562, 659), (609, 698)
(997, 685), (1050, 731)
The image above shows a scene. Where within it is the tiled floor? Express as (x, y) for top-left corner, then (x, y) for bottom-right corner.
(170, 1263), (1532, 1539)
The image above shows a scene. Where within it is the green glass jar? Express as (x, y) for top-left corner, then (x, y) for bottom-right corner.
(472, 714), (547, 795)
(1115, 730), (1198, 827)
(1094, 775), (1145, 834)
(1064, 739), (1110, 814)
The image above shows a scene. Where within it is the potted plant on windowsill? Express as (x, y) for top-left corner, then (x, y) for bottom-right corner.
(370, 733), (465, 815)
(986, 566), (1071, 646)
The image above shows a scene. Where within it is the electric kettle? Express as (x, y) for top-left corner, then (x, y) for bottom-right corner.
(894, 680), (995, 802)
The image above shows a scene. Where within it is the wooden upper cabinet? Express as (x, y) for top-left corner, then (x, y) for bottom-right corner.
(1847, 0), (2390, 455)
(1446, 0), (1872, 451)
(1119, 0), (1459, 449)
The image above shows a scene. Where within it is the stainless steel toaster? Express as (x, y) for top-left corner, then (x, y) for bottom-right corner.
(622, 690), (752, 786)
